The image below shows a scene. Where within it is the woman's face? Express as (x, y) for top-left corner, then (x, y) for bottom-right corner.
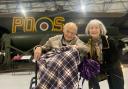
(89, 24), (101, 39)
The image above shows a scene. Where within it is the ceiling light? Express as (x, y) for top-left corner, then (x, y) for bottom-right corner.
(20, 5), (26, 17)
(81, 5), (85, 12)
(80, 0), (86, 12)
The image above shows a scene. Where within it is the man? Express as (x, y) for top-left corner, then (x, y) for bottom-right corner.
(34, 22), (88, 60)
(33, 22), (88, 89)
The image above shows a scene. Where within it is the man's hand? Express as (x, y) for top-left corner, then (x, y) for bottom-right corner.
(34, 47), (42, 60)
(70, 45), (79, 49)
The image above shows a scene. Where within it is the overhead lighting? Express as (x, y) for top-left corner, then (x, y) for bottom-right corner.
(80, 0), (86, 12)
(21, 8), (26, 16)
(81, 5), (85, 12)
(20, 5), (26, 17)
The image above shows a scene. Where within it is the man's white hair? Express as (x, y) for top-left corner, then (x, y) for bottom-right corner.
(85, 19), (107, 36)
(63, 22), (78, 34)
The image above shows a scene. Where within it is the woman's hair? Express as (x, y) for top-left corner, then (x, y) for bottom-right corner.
(85, 19), (107, 36)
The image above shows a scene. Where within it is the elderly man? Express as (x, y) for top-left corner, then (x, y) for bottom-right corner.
(34, 22), (87, 60)
(33, 22), (89, 89)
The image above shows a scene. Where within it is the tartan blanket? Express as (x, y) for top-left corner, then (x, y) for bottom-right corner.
(35, 46), (80, 89)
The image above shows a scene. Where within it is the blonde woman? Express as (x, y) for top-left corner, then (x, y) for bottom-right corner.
(85, 19), (124, 89)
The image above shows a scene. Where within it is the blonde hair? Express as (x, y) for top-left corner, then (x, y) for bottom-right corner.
(63, 22), (78, 34)
(85, 19), (107, 36)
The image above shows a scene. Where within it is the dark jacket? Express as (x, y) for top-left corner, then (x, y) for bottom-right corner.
(84, 35), (121, 69)
(101, 36), (121, 69)
(83, 35), (124, 89)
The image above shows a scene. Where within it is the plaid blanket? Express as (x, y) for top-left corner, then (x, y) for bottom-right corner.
(35, 46), (80, 89)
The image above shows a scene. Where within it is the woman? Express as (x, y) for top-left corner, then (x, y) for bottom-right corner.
(84, 19), (124, 89)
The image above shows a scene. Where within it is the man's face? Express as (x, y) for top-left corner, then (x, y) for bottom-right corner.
(63, 26), (77, 41)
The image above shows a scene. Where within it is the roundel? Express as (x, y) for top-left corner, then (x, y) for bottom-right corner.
(40, 22), (49, 31)
(35, 17), (53, 31)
